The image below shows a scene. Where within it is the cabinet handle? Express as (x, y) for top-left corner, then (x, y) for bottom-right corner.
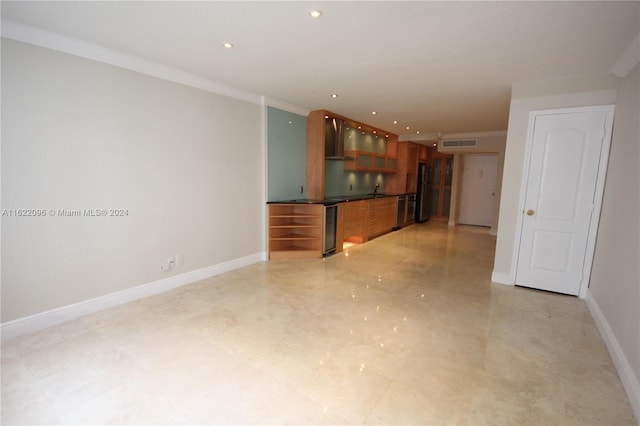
(526, 209), (535, 216)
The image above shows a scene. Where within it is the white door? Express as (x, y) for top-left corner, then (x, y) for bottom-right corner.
(516, 106), (614, 296)
(458, 154), (498, 227)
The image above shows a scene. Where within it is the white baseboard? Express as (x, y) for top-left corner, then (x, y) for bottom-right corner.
(491, 271), (514, 285)
(586, 290), (640, 424)
(1, 252), (267, 342)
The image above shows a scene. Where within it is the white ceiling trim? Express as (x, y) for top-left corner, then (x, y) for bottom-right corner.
(0, 19), (263, 105)
(611, 32), (640, 78)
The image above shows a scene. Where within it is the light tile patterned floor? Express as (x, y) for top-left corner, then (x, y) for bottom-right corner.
(1, 222), (636, 425)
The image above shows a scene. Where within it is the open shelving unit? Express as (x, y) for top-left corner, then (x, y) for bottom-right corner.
(268, 204), (324, 259)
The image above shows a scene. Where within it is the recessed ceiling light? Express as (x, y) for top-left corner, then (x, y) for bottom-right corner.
(416, 131), (420, 134)
(371, 111), (377, 115)
(393, 120), (398, 124)
(406, 126), (410, 130)
(433, 143), (437, 146)
(222, 42), (234, 49)
(330, 94), (338, 98)
(309, 10), (322, 18)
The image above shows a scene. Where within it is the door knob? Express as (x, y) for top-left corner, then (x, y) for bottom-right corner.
(526, 209), (535, 216)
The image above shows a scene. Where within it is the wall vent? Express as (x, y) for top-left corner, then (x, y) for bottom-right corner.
(442, 139), (478, 148)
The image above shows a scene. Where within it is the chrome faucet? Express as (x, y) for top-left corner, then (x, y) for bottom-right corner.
(373, 184), (380, 195)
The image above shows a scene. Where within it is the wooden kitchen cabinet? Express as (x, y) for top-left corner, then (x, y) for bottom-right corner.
(385, 141), (419, 194)
(341, 197), (396, 244)
(342, 200), (368, 243)
(306, 110), (400, 199)
(366, 197), (397, 239)
(268, 204), (323, 259)
(430, 152), (454, 219)
(343, 151), (397, 173)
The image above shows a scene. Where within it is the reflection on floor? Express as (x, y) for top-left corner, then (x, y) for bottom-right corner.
(1, 222), (636, 425)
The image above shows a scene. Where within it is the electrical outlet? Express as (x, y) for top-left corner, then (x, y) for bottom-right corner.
(176, 254), (184, 266)
(168, 257), (176, 268)
(161, 262), (171, 272)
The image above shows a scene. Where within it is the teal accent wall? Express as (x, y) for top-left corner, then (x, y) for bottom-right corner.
(267, 107), (307, 201)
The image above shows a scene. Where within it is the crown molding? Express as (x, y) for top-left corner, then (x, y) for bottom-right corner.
(1, 19), (264, 105)
(611, 32), (640, 78)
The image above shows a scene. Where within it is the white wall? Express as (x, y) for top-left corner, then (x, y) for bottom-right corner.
(492, 74), (618, 282)
(491, 68), (640, 420)
(1, 39), (265, 322)
(588, 63), (640, 419)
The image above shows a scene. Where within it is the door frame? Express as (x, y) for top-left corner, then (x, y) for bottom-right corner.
(511, 105), (615, 299)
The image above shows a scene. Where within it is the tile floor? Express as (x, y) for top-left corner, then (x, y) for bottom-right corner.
(1, 222), (636, 425)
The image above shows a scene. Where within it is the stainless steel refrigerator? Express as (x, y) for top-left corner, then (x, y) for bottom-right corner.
(415, 163), (431, 222)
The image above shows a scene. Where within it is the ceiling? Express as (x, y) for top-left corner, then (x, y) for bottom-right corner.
(1, 1), (638, 138)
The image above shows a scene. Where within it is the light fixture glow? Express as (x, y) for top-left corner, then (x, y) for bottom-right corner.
(393, 120), (398, 124)
(222, 42), (234, 49)
(406, 126), (410, 130)
(371, 111), (377, 115)
(309, 10), (322, 18)
(330, 94), (338, 98)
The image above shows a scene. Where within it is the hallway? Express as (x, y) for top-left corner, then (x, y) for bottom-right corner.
(1, 222), (635, 424)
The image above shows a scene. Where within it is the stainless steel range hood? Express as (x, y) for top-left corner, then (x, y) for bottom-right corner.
(325, 117), (352, 160)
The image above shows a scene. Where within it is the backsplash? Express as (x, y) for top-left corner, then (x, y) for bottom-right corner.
(325, 161), (385, 197)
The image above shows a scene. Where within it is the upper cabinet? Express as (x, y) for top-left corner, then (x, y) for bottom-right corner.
(306, 110), (326, 200)
(385, 141), (420, 193)
(343, 152), (397, 173)
(306, 110), (399, 199)
(342, 125), (396, 173)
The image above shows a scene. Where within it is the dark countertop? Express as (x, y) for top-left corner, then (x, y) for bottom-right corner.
(324, 193), (398, 202)
(267, 192), (415, 206)
(267, 198), (327, 205)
